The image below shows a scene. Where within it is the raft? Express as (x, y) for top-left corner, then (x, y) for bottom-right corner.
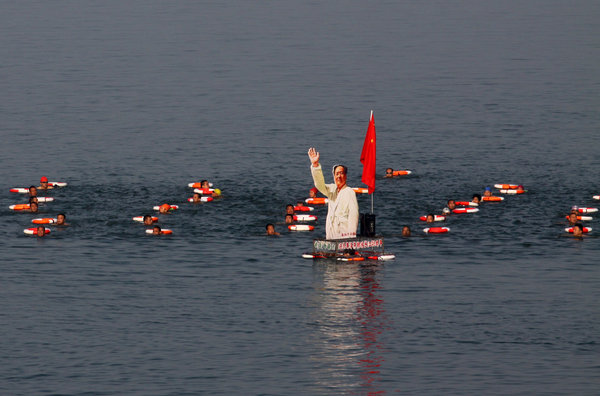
(302, 236), (395, 261)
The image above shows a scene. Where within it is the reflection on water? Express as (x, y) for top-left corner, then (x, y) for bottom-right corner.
(310, 261), (390, 395)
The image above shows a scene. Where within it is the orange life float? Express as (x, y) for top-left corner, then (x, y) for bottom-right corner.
(337, 256), (365, 261)
(419, 215), (446, 222)
(305, 198), (328, 205)
(294, 205), (314, 212)
(574, 207), (598, 214)
(193, 188), (214, 195)
(393, 170), (411, 176)
(500, 189), (525, 194)
(565, 227), (591, 233)
(288, 224), (314, 231)
(133, 216), (159, 223)
(10, 204), (31, 211)
(32, 218), (57, 224)
(482, 196), (504, 202)
(352, 187), (369, 194)
(188, 182), (213, 188)
(455, 201), (478, 207)
(146, 229), (173, 235)
(48, 182), (67, 187)
(153, 204), (179, 211)
(423, 227), (450, 234)
(24, 228), (50, 235)
(494, 184), (519, 189)
(10, 188), (29, 194)
(565, 215), (592, 221)
(187, 196), (213, 203)
(453, 207), (479, 214)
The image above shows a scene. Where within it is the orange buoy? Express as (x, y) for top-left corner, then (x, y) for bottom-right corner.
(565, 215), (592, 221)
(453, 207), (479, 214)
(294, 205), (314, 212)
(193, 188), (214, 195)
(10, 188), (29, 194)
(153, 204), (179, 211)
(305, 197), (328, 205)
(352, 187), (369, 194)
(565, 227), (591, 233)
(482, 196), (504, 202)
(574, 207), (598, 214)
(9, 204), (31, 211)
(419, 215), (446, 222)
(188, 182), (213, 188)
(393, 170), (412, 176)
(500, 189), (526, 194)
(423, 227), (450, 234)
(288, 224), (314, 231)
(494, 184), (519, 189)
(24, 228), (50, 235)
(455, 201), (478, 207)
(337, 256), (365, 261)
(294, 214), (317, 222)
(32, 218), (57, 224)
(146, 229), (173, 235)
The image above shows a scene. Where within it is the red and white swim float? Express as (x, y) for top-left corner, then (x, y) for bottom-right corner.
(393, 170), (411, 176)
(153, 205), (179, 211)
(288, 224), (314, 231)
(294, 214), (317, 222)
(187, 196), (213, 203)
(573, 207), (598, 214)
(452, 207), (479, 214)
(337, 256), (366, 261)
(419, 215), (446, 222)
(594, 195), (599, 200)
(146, 229), (173, 235)
(193, 188), (214, 195)
(482, 196), (504, 202)
(188, 182), (213, 188)
(423, 227), (450, 234)
(32, 218), (57, 224)
(494, 184), (519, 189)
(294, 205), (314, 212)
(500, 189), (525, 194)
(49, 182), (67, 187)
(305, 198), (328, 205)
(565, 227), (591, 233)
(24, 228), (50, 235)
(455, 201), (479, 207)
(565, 215), (593, 221)
(9, 204), (31, 211)
(35, 197), (54, 203)
(352, 187), (369, 194)
(9, 188), (29, 194)
(132, 216), (158, 223)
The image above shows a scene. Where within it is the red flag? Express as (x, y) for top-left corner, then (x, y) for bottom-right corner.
(360, 110), (376, 194)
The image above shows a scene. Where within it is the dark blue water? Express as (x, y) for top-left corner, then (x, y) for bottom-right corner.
(1, 1), (598, 394)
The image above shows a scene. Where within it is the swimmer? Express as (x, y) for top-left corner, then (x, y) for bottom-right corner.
(425, 214), (435, 223)
(29, 186), (38, 197)
(265, 223), (280, 236)
(483, 187), (492, 197)
(517, 185), (525, 191)
(36, 225), (46, 237)
(191, 193), (202, 203)
(286, 204), (295, 215)
(56, 213), (68, 226)
(572, 223), (584, 238)
(445, 199), (456, 211)
(159, 204), (171, 214)
(29, 196), (38, 205)
(472, 194), (481, 204)
(285, 214), (294, 225)
(29, 202), (39, 213)
(143, 215), (154, 226)
(39, 176), (52, 190)
(567, 212), (579, 226)
(402, 226), (411, 237)
(309, 187), (318, 199)
(200, 180), (210, 189)
(153, 225), (162, 235)
(385, 168), (394, 178)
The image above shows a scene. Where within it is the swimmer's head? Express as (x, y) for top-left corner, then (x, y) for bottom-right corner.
(426, 214), (435, 223)
(472, 194), (481, 203)
(265, 223), (276, 235)
(200, 180), (209, 188)
(159, 204), (170, 213)
(447, 199), (456, 209)
(213, 188), (221, 196)
(30, 202), (38, 213)
(29, 186), (37, 196)
(153, 225), (162, 235)
(57, 213), (66, 225)
(29, 196), (38, 204)
(402, 226), (411, 237)
(285, 214), (294, 224)
(309, 187), (318, 198)
(143, 215), (153, 225)
(286, 204), (295, 214)
(517, 185), (524, 191)
(572, 223), (584, 237)
(36, 225), (46, 237)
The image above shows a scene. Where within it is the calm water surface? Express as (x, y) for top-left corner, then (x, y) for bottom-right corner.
(1, 1), (598, 394)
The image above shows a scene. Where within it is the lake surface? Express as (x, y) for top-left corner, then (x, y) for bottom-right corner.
(1, 1), (598, 394)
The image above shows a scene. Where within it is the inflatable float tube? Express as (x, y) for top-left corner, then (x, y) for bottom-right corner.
(32, 218), (57, 224)
(452, 207), (479, 214)
(573, 207), (598, 214)
(594, 195), (599, 200)
(153, 205), (179, 211)
(455, 201), (479, 207)
(337, 256), (366, 261)
(35, 197), (54, 203)
(423, 227), (450, 234)
(9, 188), (30, 194)
(305, 198), (328, 205)
(294, 214), (317, 222)
(24, 228), (50, 235)
(132, 216), (158, 223)
(187, 196), (213, 203)
(500, 189), (526, 194)
(565, 227), (591, 233)
(482, 196), (504, 202)
(288, 224), (314, 231)
(495, 184), (519, 189)
(193, 188), (214, 195)
(352, 187), (369, 194)
(419, 215), (446, 222)
(393, 170), (411, 176)
(367, 254), (396, 261)
(49, 182), (67, 187)
(145, 229), (173, 235)
(294, 205), (314, 212)
(188, 182), (213, 188)
(9, 204), (31, 211)
(565, 215), (593, 221)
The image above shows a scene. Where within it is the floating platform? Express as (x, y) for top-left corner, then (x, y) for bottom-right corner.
(302, 236), (395, 261)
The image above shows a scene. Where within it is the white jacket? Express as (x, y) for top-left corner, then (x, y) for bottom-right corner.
(311, 164), (359, 240)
